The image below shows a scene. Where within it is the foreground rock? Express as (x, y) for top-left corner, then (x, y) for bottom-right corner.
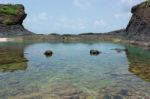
(0, 4), (33, 36)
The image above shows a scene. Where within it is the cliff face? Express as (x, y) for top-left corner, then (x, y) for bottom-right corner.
(0, 4), (33, 36)
(126, 1), (150, 41)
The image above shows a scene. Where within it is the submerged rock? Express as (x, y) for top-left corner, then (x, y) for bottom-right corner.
(118, 89), (129, 96)
(113, 95), (123, 99)
(103, 94), (111, 99)
(112, 48), (128, 53)
(90, 50), (101, 56)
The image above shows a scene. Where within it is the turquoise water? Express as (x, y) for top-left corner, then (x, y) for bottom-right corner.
(0, 42), (150, 99)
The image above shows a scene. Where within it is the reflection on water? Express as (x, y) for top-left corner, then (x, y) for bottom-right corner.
(0, 43), (27, 72)
(0, 42), (149, 99)
(127, 46), (150, 82)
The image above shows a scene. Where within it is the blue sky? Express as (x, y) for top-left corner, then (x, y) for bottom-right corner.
(0, 0), (144, 34)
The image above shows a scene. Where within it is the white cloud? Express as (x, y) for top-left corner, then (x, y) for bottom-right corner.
(94, 19), (107, 27)
(73, 0), (91, 9)
(53, 16), (87, 30)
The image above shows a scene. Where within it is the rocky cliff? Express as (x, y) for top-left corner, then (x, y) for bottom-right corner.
(126, 1), (150, 41)
(0, 4), (33, 36)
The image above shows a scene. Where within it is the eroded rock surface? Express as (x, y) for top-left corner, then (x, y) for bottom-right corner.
(0, 4), (33, 36)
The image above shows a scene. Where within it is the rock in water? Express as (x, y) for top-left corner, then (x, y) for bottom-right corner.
(90, 50), (101, 56)
(0, 4), (33, 36)
(112, 48), (128, 53)
(44, 50), (53, 57)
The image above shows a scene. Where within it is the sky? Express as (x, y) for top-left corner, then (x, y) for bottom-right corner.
(0, 0), (144, 34)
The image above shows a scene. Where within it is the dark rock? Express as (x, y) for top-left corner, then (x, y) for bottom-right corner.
(63, 96), (74, 99)
(103, 94), (111, 99)
(44, 50), (53, 57)
(112, 48), (128, 53)
(113, 95), (123, 99)
(118, 89), (129, 96)
(90, 50), (101, 56)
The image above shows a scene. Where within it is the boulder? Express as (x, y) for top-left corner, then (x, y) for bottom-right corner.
(44, 50), (53, 57)
(90, 50), (100, 55)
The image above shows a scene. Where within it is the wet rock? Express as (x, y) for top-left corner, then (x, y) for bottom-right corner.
(112, 48), (128, 53)
(44, 50), (53, 57)
(113, 95), (123, 99)
(130, 96), (137, 99)
(103, 94), (111, 99)
(63, 95), (79, 99)
(118, 89), (129, 96)
(63, 96), (74, 99)
(90, 50), (101, 56)
(129, 41), (139, 46)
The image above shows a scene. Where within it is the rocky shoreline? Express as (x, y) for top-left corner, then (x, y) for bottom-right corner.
(0, 1), (150, 50)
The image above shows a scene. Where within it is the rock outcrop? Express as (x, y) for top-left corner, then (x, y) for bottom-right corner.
(0, 4), (33, 36)
(126, 1), (150, 41)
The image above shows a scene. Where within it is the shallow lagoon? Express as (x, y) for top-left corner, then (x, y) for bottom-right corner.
(0, 42), (150, 99)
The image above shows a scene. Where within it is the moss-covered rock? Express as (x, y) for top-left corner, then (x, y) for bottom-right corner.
(0, 4), (20, 15)
(0, 4), (33, 36)
(140, 0), (150, 8)
(0, 4), (26, 25)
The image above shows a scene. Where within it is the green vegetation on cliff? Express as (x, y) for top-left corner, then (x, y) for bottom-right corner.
(0, 4), (20, 15)
(140, 0), (150, 8)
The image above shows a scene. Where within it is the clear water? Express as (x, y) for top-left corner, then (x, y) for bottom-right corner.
(0, 42), (150, 99)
